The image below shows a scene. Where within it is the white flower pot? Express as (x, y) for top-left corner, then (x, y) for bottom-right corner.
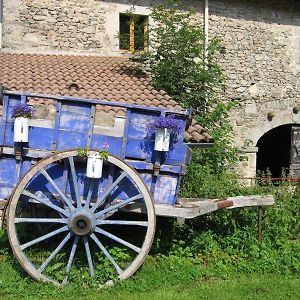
(86, 154), (103, 178)
(14, 117), (29, 143)
(154, 128), (170, 152)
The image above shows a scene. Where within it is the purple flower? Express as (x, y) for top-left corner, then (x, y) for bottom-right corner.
(11, 103), (34, 118)
(147, 115), (183, 136)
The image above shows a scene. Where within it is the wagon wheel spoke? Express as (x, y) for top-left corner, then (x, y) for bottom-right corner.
(90, 233), (123, 275)
(91, 171), (127, 213)
(96, 220), (148, 227)
(83, 236), (94, 277)
(40, 169), (74, 211)
(85, 178), (95, 208)
(67, 157), (81, 208)
(66, 235), (80, 273)
(62, 235), (80, 285)
(20, 225), (69, 250)
(95, 194), (143, 219)
(38, 232), (73, 273)
(15, 218), (68, 224)
(95, 227), (141, 253)
(22, 190), (69, 217)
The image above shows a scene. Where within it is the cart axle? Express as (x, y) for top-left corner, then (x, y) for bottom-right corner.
(68, 208), (96, 236)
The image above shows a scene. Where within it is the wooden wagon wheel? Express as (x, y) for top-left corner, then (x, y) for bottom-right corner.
(7, 150), (155, 285)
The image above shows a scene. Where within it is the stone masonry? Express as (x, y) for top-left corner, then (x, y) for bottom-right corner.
(1, 0), (300, 179)
(209, 0), (300, 178)
(4, 0), (107, 51)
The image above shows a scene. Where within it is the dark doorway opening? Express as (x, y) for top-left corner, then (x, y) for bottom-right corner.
(256, 124), (292, 178)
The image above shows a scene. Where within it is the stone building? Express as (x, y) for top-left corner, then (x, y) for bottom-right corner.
(0, 0), (300, 179)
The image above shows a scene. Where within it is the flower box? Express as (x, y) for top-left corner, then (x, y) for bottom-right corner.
(86, 154), (103, 179)
(148, 115), (182, 152)
(154, 128), (171, 151)
(11, 103), (34, 143)
(14, 117), (29, 143)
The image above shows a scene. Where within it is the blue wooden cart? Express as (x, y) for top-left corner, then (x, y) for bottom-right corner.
(0, 90), (274, 285)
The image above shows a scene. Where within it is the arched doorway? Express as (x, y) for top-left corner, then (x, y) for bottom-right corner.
(256, 124), (300, 178)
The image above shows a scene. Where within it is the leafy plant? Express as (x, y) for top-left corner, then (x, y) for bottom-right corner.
(77, 148), (109, 160)
(77, 147), (89, 158)
(11, 103), (34, 118)
(99, 150), (109, 160)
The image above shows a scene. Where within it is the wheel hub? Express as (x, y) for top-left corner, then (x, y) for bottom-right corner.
(68, 209), (96, 236)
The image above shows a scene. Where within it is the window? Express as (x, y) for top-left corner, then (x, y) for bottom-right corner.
(119, 14), (148, 52)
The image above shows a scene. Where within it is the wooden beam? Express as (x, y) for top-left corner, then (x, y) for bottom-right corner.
(122, 195), (275, 219)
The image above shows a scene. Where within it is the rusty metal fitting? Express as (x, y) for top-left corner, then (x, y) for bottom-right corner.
(153, 164), (161, 176)
(14, 148), (22, 161)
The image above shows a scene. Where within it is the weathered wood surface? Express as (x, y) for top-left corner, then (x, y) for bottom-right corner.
(123, 195), (275, 219)
(0, 200), (7, 229)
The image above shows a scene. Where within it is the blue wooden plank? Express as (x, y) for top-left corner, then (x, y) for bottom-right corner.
(4, 125), (14, 146)
(127, 111), (187, 140)
(51, 101), (62, 151)
(57, 130), (87, 150)
(0, 186), (13, 200)
(137, 172), (179, 205)
(87, 104), (96, 149)
(127, 112), (155, 139)
(4, 90), (190, 116)
(125, 138), (188, 165)
(59, 111), (90, 132)
(0, 95), (10, 145)
(90, 135), (122, 156)
(125, 138), (153, 161)
(61, 103), (91, 115)
(121, 110), (131, 159)
(0, 157), (19, 187)
(164, 143), (189, 165)
(28, 127), (53, 150)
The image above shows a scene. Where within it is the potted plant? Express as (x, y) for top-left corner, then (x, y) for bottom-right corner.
(77, 146), (109, 179)
(11, 103), (34, 143)
(148, 115), (183, 151)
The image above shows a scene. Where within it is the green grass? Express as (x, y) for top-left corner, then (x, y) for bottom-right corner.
(0, 251), (299, 300)
(1, 182), (299, 299)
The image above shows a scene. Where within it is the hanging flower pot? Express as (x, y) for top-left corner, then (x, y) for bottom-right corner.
(14, 117), (29, 143)
(86, 154), (103, 179)
(154, 128), (171, 151)
(11, 103), (34, 143)
(147, 115), (183, 152)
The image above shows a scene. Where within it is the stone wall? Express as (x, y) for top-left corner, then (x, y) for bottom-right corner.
(2, 0), (159, 53)
(4, 0), (108, 51)
(207, 0), (300, 177)
(209, 0), (300, 144)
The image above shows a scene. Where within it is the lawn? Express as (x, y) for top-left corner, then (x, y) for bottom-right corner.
(0, 250), (299, 300)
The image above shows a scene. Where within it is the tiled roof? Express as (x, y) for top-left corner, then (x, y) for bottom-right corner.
(0, 52), (211, 142)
